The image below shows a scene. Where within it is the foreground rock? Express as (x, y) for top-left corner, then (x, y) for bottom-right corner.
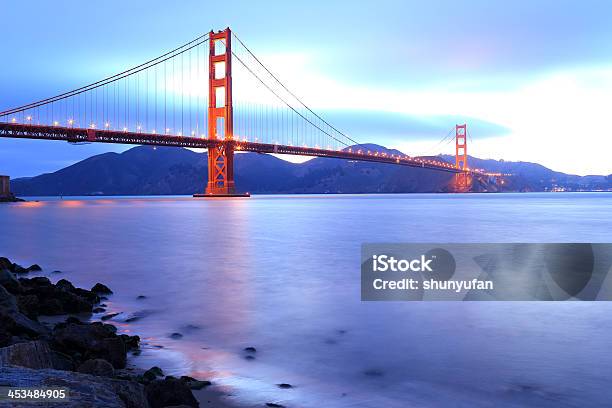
(145, 376), (199, 408)
(52, 318), (139, 369)
(0, 256), (206, 408)
(0, 365), (149, 408)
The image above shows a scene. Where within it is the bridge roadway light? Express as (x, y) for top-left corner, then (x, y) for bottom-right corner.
(68, 119), (74, 126)
(53, 121), (59, 126)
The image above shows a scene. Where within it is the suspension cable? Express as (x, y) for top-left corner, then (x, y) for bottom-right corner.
(1, 33), (210, 116)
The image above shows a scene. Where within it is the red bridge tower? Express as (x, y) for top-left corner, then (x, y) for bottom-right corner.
(454, 124), (471, 192)
(194, 28), (248, 197)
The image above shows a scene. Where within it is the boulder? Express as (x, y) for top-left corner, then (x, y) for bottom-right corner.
(0, 285), (47, 337)
(92, 283), (113, 295)
(143, 366), (164, 382)
(56, 278), (76, 291)
(78, 358), (115, 377)
(145, 377), (198, 408)
(12, 263), (28, 274)
(18, 277), (97, 315)
(0, 257), (12, 271)
(0, 365), (150, 408)
(0, 269), (21, 293)
(180, 376), (211, 390)
(51, 321), (138, 369)
(0, 340), (54, 369)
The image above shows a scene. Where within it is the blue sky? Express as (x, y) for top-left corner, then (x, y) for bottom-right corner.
(1, 0), (612, 176)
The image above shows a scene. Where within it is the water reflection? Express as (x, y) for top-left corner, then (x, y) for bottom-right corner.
(2, 193), (612, 407)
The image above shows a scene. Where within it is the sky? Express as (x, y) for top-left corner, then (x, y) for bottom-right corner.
(1, 0), (612, 177)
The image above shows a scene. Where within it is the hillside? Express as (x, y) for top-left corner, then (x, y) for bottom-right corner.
(10, 146), (611, 196)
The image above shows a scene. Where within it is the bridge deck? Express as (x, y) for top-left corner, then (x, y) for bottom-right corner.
(0, 122), (466, 174)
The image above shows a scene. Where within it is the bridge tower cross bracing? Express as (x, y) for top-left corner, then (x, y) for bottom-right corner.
(195, 27), (248, 197)
(455, 123), (467, 170)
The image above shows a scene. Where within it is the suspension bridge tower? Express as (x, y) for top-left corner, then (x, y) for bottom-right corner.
(194, 28), (249, 197)
(454, 124), (472, 192)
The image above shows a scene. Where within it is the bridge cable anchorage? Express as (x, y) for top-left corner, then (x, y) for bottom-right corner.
(0, 33), (210, 117)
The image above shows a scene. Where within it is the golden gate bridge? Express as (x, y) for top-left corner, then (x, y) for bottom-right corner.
(0, 28), (500, 196)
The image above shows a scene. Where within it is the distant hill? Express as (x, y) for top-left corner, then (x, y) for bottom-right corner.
(10, 145), (611, 196)
(440, 155), (612, 192)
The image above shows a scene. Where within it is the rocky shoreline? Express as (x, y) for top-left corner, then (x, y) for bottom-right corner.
(0, 256), (210, 407)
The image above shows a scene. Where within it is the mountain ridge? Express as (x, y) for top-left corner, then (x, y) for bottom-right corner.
(10, 145), (612, 195)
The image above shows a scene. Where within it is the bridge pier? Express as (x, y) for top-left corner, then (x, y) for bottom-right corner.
(193, 28), (249, 198)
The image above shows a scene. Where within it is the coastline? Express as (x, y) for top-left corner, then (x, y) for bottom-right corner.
(0, 256), (241, 408)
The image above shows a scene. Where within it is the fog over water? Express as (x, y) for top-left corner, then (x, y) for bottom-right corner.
(2, 193), (611, 407)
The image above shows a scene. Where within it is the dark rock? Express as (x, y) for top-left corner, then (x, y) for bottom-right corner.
(27, 264), (42, 272)
(26, 276), (51, 286)
(93, 307), (106, 313)
(12, 263), (28, 274)
(0, 268), (22, 293)
(244, 346), (257, 353)
(244, 355), (255, 360)
(170, 332), (183, 339)
(143, 366), (164, 382)
(92, 282), (113, 295)
(73, 287), (100, 303)
(1, 365), (149, 408)
(52, 321), (128, 368)
(56, 278), (76, 291)
(0, 340), (54, 369)
(266, 403), (286, 408)
(120, 334), (140, 350)
(49, 350), (75, 371)
(100, 296), (109, 301)
(101, 312), (120, 321)
(0, 285), (48, 337)
(16, 294), (41, 318)
(0, 257), (12, 270)
(78, 358), (115, 377)
(277, 383), (293, 389)
(18, 277), (97, 315)
(180, 376), (211, 390)
(39, 297), (64, 315)
(137, 295), (147, 299)
(51, 270), (62, 274)
(145, 376), (198, 408)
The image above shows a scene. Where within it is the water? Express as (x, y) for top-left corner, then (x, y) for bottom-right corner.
(2, 193), (612, 407)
